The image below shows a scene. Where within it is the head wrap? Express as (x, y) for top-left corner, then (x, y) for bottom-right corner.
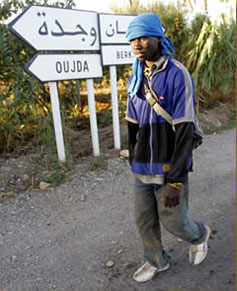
(126, 13), (175, 98)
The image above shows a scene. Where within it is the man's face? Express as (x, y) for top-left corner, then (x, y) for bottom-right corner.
(130, 36), (160, 65)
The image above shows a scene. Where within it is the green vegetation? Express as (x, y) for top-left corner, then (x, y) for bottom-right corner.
(39, 170), (66, 187)
(219, 121), (236, 131)
(89, 157), (108, 171)
(186, 14), (235, 107)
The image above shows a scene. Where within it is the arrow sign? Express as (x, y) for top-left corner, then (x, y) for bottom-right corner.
(8, 5), (100, 51)
(24, 53), (103, 82)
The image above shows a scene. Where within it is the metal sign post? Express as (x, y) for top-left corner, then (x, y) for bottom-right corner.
(109, 66), (120, 149)
(49, 82), (66, 162)
(8, 6), (139, 160)
(86, 79), (100, 156)
(8, 5), (103, 161)
(99, 14), (136, 150)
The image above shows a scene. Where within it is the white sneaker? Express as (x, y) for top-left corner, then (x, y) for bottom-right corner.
(133, 261), (170, 283)
(189, 225), (211, 265)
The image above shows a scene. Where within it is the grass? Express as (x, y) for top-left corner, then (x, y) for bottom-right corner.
(220, 121), (235, 131)
(89, 157), (108, 171)
(40, 170), (66, 188)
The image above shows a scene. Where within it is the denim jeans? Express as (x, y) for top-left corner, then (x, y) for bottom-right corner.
(134, 178), (206, 269)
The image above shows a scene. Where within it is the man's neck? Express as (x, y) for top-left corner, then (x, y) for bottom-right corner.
(145, 54), (162, 68)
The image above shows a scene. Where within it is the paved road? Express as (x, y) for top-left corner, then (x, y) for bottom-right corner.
(0, 128), (235, 291)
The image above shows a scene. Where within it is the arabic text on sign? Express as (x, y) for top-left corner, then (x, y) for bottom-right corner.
(37, 11), (97, 46)
(8, 6), (100, 51)
(105, 20), (126, 37)
(99, 14), (135, 44)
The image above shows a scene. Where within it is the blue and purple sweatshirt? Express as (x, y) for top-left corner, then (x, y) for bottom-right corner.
(125, 55), (196, 184)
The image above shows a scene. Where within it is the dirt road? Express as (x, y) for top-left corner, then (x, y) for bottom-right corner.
(0, 128), (235, 291)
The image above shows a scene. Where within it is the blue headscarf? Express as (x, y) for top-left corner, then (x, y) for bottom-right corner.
(126, 13), (175, 98)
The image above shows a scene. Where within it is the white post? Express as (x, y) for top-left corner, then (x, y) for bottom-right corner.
(109, 65), (121, 149)
(49, 81), (66, 163)
(86, 79), (100, 157)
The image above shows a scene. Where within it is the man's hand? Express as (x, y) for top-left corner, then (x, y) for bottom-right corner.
(161, 184), (181, 208)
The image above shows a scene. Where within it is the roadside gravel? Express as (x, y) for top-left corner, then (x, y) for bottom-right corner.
(0, 128), (235, 291)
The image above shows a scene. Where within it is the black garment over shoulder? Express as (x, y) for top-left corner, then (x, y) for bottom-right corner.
(127, 120), (194, 183)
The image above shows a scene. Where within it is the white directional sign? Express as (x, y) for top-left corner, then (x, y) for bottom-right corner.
(99, 14), (136, 66)
(101, 45), (135, 66)
(8, 5), (100, 51)
(99, 14), (135, 44)
(24, 53), (103, 82)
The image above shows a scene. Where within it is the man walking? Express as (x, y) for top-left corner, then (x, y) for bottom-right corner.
(125, 13), (210, 283)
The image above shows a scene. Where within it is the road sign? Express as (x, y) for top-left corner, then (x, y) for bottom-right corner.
(8, 5), (100, 51)
(99, 14), (135, 44)
(101, 45), (135, 66)
(24, 53), (103, 82)
(99, 14), (136, 66)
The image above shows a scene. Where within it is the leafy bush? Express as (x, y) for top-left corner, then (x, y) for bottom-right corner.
(185, 14), (236, 106)
(0, 0), (76, 154)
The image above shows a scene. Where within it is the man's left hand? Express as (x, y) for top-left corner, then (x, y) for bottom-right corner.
(161, 184), (181, 208)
